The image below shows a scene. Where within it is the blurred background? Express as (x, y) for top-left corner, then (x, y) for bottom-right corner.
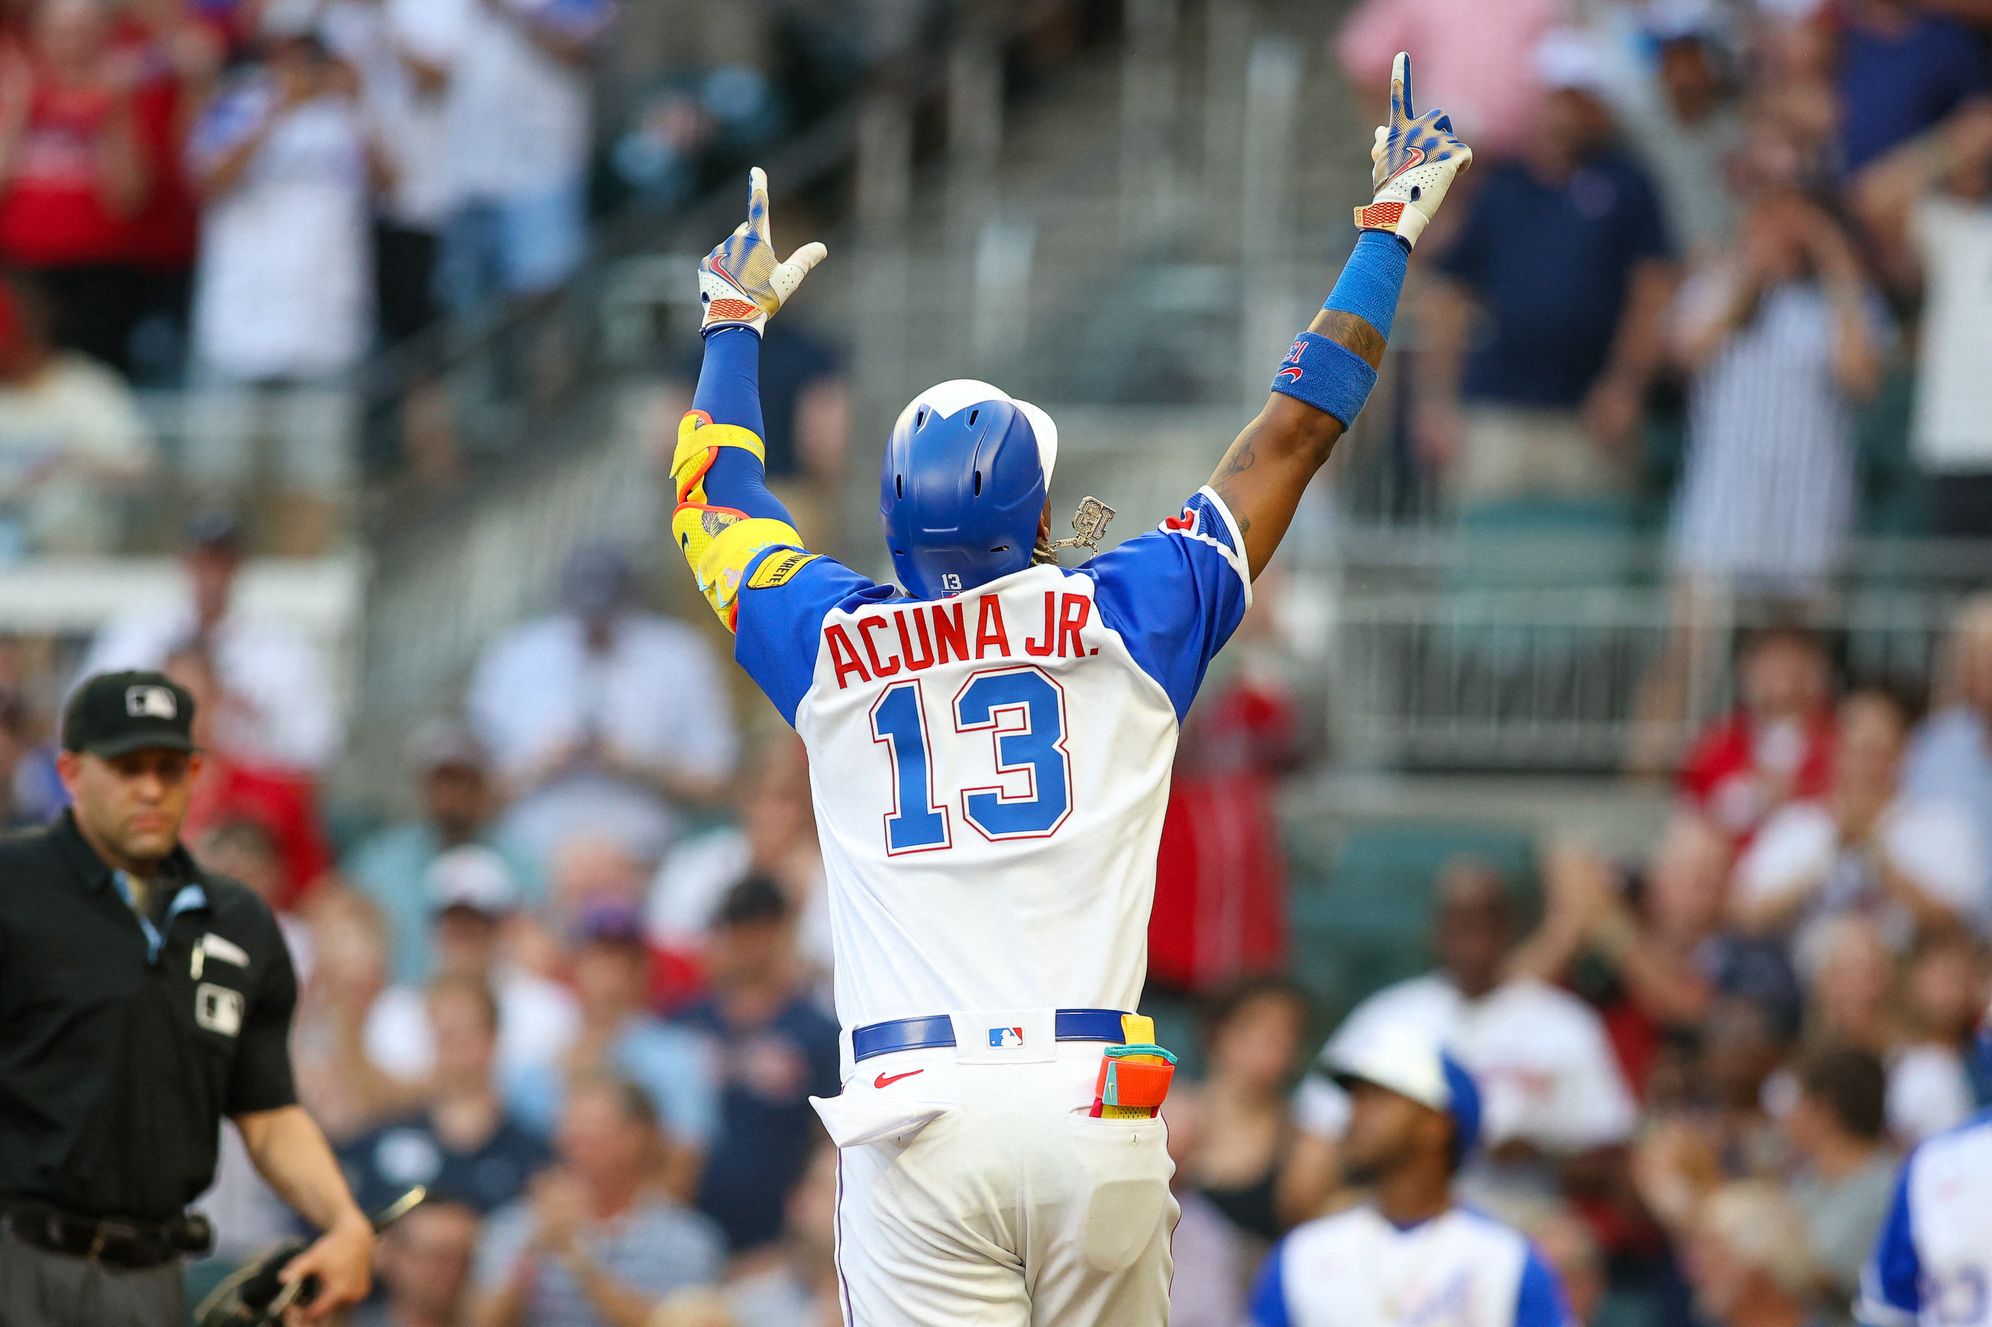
(2, 0), (1990, 1321)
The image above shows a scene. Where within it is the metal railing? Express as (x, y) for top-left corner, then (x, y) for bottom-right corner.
(1317, 525), (1992, 772)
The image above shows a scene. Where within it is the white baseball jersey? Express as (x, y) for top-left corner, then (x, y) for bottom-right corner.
(1859, 1108), (1992, 1327)
(732, 487), (1250, 1045)
(1251, 1204), (1570, 1327)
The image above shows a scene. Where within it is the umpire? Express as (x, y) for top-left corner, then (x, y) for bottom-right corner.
(0, 671), (372, 1325)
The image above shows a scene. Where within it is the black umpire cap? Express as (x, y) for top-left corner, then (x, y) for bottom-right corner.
(62, 671), (198, 757)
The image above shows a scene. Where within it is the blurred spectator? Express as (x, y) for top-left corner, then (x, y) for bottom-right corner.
(114, 0), (224, 383)
(1600, 6), (1744, 260)
(1833, 0), (1987, 177)
(1333, 0), (1557, 159)
(1419, 30), (1674, 508)
(471, 1075), (724, 1327)
(294, 889), (425, 1141)
(1510, 816), (1740, 1092)
(346, 717), (540, 984)
(353, 1196), (482, 1327)
(0, 270), (153, 556)
(1733, 687), (1988, 977)
(1288, 861), (1638, 1213)
(1665, 189), (1886, 599)
(367, 843), (581, 1087)
(1681, 1181), (1818, 1327)
(1678, 628), (1835, 842)
(0, 0), (147, 373)
(435, 0), (611, 310)
(1164, 975), (1310, 1243)
(1783, 1047), (1896, 1321)
(185, 0), (377, 556)
(1854, 100), (1992, 535)
(0, 683), (45, 828)
(720, 1142), (841, 1327)
(1801, 918), (1976, 1145)
(1148, 589), (1299, 996)
(1167, 1180), (1250, 1327)
(504, 900), (718, 1197)
(1888, 929), (1989, 1141)
(1903, 596), (1992, 854)
(81, 508), (343, 769)
(167, 643), (333, 907)
(340, 975), (552, 1216)
(646, 731), (826, 998)
(1525, 1206), (1607, 1327)
(319, 0), (460, 346)
(469, 542), (736, 871)
(673, 877), (838, 1254)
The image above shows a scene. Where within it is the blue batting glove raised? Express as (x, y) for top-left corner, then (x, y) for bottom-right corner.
(1355, 52), (1472, 249)
(699, 167), (828, 336)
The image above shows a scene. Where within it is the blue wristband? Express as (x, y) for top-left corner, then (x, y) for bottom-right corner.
(1270, 333), (1378, 427)
(1323, 229), (1409, 340)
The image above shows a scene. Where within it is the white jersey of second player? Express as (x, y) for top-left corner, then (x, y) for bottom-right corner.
(1250, 1203), (1569, 1327)
(730, 486), (1251, 1051)
(1860, 1107), (1992, 1327)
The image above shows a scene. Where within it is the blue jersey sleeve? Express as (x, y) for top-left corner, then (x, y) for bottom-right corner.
(1083, 486), (1252, 721)
(1248, 1238), (1293, 1327)
(1515, 1244), (1573, 1327)
(1859, 1160), (1921, 1327)
(734, 549), (893, 725)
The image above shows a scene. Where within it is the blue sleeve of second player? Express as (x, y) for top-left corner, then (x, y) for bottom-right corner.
(734, 550), (893, 726)
(1248, 1239), (1293, 1327)
(1085, 487), (1252, 721)
(1515, 1245), (1573, 1327)
(1859, 1161), (1922, 1327)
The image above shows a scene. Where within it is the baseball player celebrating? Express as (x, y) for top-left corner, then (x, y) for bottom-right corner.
(1857, 1009), (1992, 1327)
(1247, 1023), (1570, 1327)
(669, 53), (1468, 1327)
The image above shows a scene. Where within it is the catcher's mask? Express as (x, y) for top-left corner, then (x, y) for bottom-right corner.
(880, 380), (1058, 601)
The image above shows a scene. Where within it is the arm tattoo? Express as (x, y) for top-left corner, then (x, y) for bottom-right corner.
(1311, 308), (1388, 369)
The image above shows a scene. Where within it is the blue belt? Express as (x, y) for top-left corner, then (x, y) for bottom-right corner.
(852, 1008), (1130, 1062)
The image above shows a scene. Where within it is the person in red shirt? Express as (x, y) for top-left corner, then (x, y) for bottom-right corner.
(1678, 626), (1836, 843)
(162, 641), (332, 909)
(108, 0), (223, 378)
(1147, 591), (1302, 996)
(0, 0), (148, 373)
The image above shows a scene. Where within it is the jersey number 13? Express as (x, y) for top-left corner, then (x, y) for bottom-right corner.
(868, 665), (1072, 852)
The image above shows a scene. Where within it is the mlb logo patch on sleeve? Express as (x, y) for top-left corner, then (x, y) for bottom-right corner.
(748, 550), (820, 589)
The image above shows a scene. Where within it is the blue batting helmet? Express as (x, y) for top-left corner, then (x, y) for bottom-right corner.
(879, 380), (1059, 601)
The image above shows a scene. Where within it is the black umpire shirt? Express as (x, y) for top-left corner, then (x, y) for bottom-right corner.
(0, 811), (298, 1221)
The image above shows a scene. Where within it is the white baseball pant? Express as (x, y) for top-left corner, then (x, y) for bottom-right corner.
(815, 1039), (1177, 1326)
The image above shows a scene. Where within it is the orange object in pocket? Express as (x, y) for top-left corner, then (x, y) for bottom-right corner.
(1090, 1016), (1179, 1119)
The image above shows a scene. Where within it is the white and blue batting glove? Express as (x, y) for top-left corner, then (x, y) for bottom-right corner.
(699, 167), (828, 336)
(1355, 52), (1472, 249)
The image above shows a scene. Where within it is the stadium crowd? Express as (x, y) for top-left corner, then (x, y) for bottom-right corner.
(0, 0), (1988, 1323)
(0, 0), (867, 558)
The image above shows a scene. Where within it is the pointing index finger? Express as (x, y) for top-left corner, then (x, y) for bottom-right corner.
(1390, 51), (1414, 126)
(748, 166), (771, 244)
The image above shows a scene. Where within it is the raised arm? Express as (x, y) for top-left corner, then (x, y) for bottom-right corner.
(671, 167), (826, 629)
(1211, 52), (1471, 579)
